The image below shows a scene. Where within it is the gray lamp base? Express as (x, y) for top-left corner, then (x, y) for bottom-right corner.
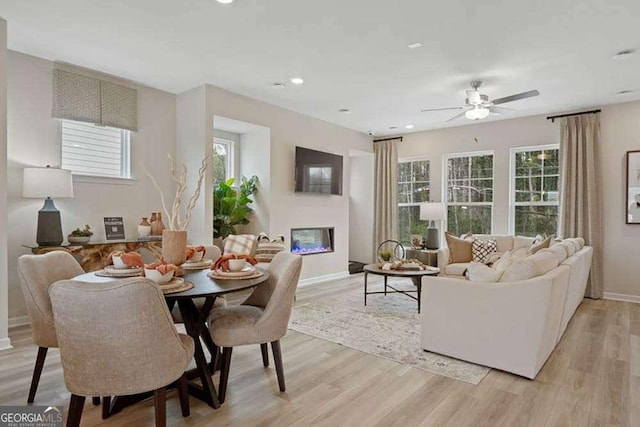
(425, 221), (440, 250)
(36, 198), (63, 247)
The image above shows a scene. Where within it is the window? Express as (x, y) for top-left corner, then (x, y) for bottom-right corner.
(510, 145), (560, 237)
(61, 120), (130, 178)
(213, 137), (234, 184)
(445, 152), (494, 236)
(398, 159), (430, 244)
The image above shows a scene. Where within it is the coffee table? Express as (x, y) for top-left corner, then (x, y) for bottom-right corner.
(363, 264), (439, 313)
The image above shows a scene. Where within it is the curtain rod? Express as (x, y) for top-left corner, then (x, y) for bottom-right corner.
(373, 136), (403, 143)
(546, 109), (601, 123)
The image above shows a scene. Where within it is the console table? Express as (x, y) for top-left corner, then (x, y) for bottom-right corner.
(25, 240), (163, 272)
(405, 248), (438, 267)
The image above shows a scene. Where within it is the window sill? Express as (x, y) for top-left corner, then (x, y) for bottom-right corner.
(72, 174), (137, 186)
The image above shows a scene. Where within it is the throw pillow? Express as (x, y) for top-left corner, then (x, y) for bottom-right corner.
(255, 234), (286, 263)
(528, 236), (551, 254)
(526, 251), (560, 276)
(472, 238), (497, 264)
(511, 247), (529, 261)
(467, 262), (503, 282)
(540, 245), (567, 264)
(445, 232), (473, 263)
(499, 259), (537, 282)
(223, 234), (258, 256)
(492, 250), (513, 273)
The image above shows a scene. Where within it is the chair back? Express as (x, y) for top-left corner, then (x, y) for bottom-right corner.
(17, 251), (84, 348)
(49, 278), (192, 397)
(244, 252), (302, 339)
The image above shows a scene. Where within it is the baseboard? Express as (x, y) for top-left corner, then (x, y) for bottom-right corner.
(298, 271), (350, 287)
(8, 315), (29, 328)
(603, 292), (640, 304)
(0, 337), (13, 352)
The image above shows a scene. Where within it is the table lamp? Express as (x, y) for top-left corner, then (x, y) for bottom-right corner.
(420, 202), (444, 250)
(23, 166), (74, 246)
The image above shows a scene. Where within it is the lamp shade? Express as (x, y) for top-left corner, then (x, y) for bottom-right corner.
(23, 166), (74, 199)
(420, 202), (444, 221)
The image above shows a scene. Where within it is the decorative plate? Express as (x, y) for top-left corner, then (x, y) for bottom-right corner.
(207, 269), (263, 281)
(95, 268), (142, 278)
(182, 260), (213, 270)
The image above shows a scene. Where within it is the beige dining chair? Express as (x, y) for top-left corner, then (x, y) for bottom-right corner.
(17, 251), (85, 403)
(49, 278), (194, 427)
(207, 251), (302, 402)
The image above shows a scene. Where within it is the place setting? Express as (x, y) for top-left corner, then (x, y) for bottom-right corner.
(207, 254), (263, 280)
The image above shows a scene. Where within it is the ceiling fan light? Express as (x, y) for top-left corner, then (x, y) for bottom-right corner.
(465, 107), (490, 120)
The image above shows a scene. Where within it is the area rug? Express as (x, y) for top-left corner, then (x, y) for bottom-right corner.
(289, 279), (490, 385)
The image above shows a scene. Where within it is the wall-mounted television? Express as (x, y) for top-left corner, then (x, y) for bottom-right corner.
(295, 146), (343, 195)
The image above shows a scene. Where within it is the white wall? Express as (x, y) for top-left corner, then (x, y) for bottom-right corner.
(7, 51), (177, 322)
(176, 84), (372, 280)
(237, 127), (271, 236)
(399, 105), (640, 298)
(0, 18), (9, 349)
(349, 152), (375, 263)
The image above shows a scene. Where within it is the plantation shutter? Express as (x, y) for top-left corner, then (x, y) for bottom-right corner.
(52, 69), (138, 131)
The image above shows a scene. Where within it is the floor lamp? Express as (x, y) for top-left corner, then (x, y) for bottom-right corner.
(419, 202), (444, 250)
(23, 166), (74, 247)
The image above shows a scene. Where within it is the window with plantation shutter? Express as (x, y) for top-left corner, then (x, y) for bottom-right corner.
(61, 120), (130, 179)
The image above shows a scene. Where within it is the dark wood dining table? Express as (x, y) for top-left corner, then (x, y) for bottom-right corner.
(73, 267), (270, 415)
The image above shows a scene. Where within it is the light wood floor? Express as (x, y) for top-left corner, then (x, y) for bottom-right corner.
(1, 274), (638, 426)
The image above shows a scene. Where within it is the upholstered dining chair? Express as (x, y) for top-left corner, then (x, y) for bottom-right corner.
(17, 251), (85, 404)
(49, 278), (194, 427)
(207, 251), (303, 403)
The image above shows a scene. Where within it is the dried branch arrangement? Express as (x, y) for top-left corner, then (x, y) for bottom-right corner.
(145, 154), (209, 231)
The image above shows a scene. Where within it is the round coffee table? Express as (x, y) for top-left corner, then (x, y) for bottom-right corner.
(363, 264), (439, 313)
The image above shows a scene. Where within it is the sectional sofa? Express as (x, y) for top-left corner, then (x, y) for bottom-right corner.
(421, 235), (593, 379)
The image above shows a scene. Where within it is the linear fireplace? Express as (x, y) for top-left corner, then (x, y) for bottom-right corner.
(291, 227), (334, 256)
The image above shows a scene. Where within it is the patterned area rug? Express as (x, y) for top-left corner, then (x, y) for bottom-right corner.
(289, 279), (490, 385)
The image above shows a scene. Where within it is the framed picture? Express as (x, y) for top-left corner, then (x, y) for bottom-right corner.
(411, 234), (424, 249)
(104, 217), (125, 240)
(626, 151), (640, 224)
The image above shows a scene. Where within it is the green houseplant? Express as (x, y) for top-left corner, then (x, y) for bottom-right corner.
(213, 175), (259, 239)
(68, 225), (93, 244)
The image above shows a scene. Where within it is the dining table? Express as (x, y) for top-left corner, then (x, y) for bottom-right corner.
(73, 266), (270, 416)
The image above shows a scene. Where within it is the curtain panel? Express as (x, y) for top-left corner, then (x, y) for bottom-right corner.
(559, 113), (603, 299)
(53, 69), (138, 131)
(374, 138), (399, 253)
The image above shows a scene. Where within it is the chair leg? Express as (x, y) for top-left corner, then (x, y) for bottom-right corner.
(261, 343), (269, 367)
(92, 397), (100, 406)
(177, 373), (190, 417)
(101, 396), (111, 420)
(271, 340), (286, 392)
(66, 394), (85, 427)
(219, 347), (233, 404)
(154, 387), (166, 427)
(28, 346), (48, 403)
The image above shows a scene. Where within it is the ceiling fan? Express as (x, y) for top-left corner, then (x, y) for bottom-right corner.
(421, 81), (539, 122)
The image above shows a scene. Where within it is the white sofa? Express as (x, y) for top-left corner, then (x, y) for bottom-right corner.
(421, 236), (593, 379)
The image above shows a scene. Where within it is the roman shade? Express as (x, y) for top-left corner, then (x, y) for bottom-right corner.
(53, 69), (138, 131)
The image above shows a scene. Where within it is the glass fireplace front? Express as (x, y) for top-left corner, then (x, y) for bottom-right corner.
(291, 227), (334, 255)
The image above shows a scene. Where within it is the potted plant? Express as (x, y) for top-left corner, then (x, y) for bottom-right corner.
(68, 225), (93, 244)
(213, 175), (259, 241)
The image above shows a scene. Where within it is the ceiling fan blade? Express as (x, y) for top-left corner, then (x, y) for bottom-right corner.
(491, 90), (539, 105)
(421, 107), (464, 112)
(446, 110), (469, 122)
(489, 106), (515, 115)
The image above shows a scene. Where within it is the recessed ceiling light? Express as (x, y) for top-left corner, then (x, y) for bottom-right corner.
(613, 49), (634, 60)
(216, 0), (234, 4)
(290, 77), (304, 85)
(272, 82), (286, 88)
(389, 126), (398, 130)
(339, 108), (351, 114)
(617, 90), (634, 95)
(408, 42), (423, 49)
(405, 124), (414, 129)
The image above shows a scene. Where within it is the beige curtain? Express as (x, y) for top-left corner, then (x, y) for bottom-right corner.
(559, 113), (603, 299)
(374, 139), (399, 250)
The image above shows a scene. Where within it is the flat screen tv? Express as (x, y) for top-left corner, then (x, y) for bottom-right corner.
(295, 146), (343, 195)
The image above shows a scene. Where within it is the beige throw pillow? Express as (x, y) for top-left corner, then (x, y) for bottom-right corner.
(445, 232), (473, 263)
(467, 262), (503, 282)
(526, 251), (560, 276)
(499, 259), (537, 282)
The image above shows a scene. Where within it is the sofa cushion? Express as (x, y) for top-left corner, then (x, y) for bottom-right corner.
(511, 247), (529, 261)
(254, 233), (286, 263)
(565, 238), (584, 252)
(513, 235), (536, 250)
(528, 236), (552, 255)
(468, 235), (514, 253)
(467, 263), (503, 282)
(445, 232), (473, 263)
(526, 251), (560, 276)
(499, 259), (537, 282)
(539, 245), (567, 265)
(445, 263), (470, 276)
(472, 238), (497, 263)
(558, 241), (576, 257)
(492, 250), (513, 273)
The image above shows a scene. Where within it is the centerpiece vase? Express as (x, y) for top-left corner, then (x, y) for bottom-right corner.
(162, 230), (187, 266)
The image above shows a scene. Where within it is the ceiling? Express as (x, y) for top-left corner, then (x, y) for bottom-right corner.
(1, 0), (639, 136)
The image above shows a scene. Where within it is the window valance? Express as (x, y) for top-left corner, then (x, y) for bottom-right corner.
(52, 69), (138, 131)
